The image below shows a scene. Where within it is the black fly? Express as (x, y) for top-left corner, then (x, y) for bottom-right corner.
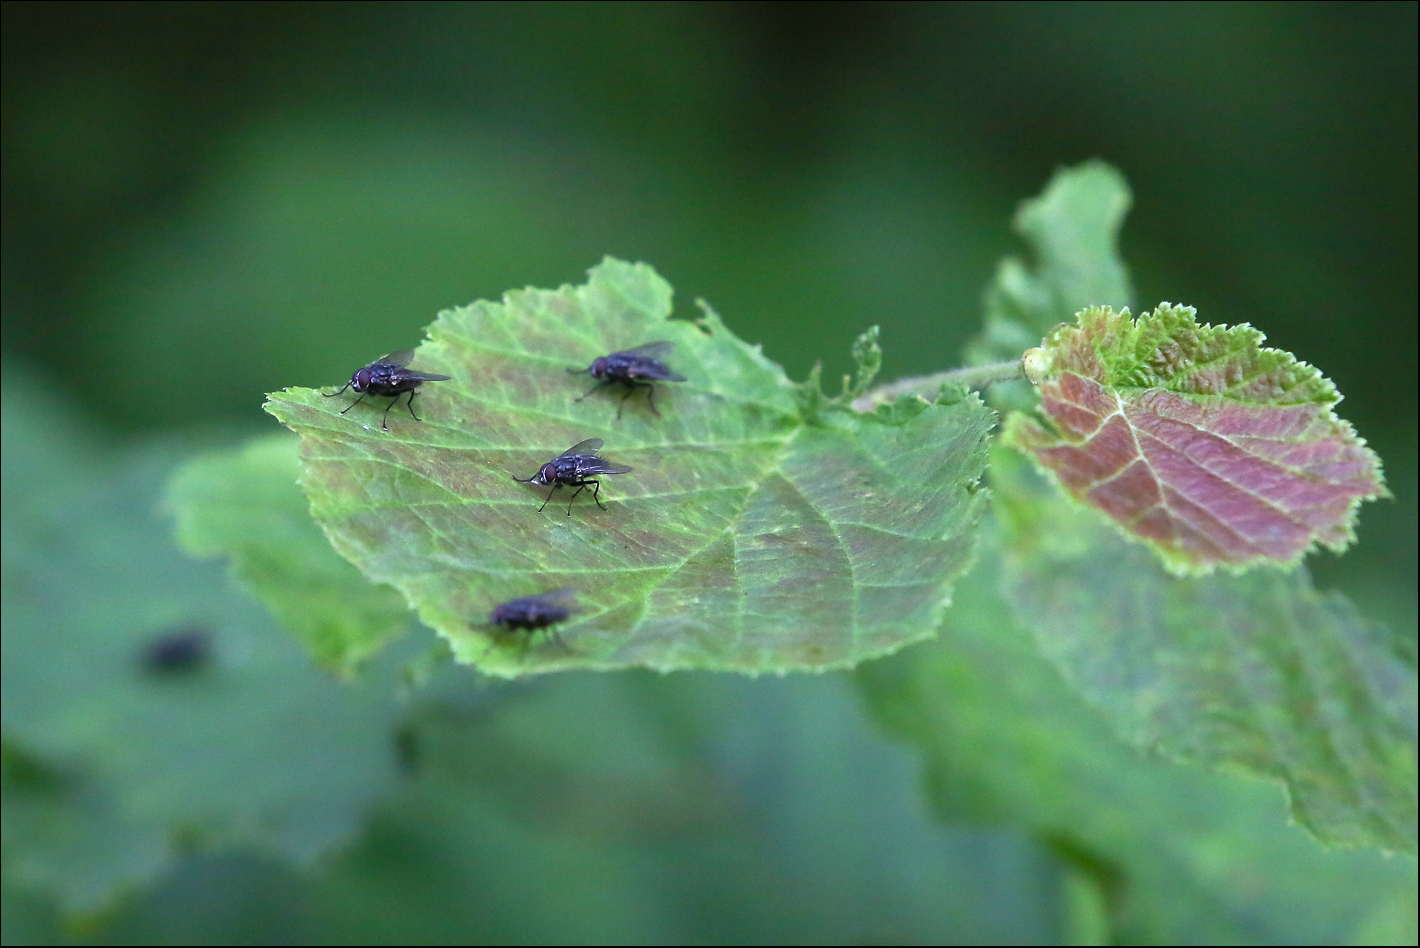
(489, 589), (580, 654)
(324, 349), (452, 430)
(571, 341), (686, 418)
(142, 626), (212, 674)
(490, 588), (579, 631)
(512, 438), (632, 516)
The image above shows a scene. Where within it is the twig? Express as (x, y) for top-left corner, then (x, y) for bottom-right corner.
(851, 360), (1025, 411)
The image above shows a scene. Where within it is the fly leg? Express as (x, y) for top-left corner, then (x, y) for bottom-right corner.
(589, 478), (608, 511)
(565, 482), (588, 516)
(616, 386), (634, 419)
(576, 381), (608, 404)
(339, 391), (368, 415)
(381, 395), (399, 430)
(642, 382), (661, 417)
(405, 389), (422, 422)
(537, 484), (559, 513)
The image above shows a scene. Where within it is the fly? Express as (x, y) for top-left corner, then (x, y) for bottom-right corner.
(142, 626), (212, 674)
(324, 349), (452, 430)
(512, 438), (632, 516)
(571, 341), (686, 418)
(488, 588), (581, 654)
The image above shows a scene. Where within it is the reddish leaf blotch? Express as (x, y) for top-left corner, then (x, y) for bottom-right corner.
(1008, 305), (1386, 574)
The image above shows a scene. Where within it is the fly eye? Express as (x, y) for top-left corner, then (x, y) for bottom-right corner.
(592, 358), (607, 374)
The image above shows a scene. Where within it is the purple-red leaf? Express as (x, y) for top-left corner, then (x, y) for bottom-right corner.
(1005, 304), (1387, 574)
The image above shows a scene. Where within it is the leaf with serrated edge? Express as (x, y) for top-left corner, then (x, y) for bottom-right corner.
(993, 446), (1416, 854)
(167, 434), (414, 672)
(1006, 303), (1386, 574)
(265, 258), (994, 676)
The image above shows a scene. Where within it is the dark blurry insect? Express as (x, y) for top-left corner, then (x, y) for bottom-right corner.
(142, 626), (212, 673)
(571, 341), (686, 418)
(489, 588), (581, 653)
(324, 349), (452, 430)
(512, 438), (632, 516)
(490, 588), (580, 632)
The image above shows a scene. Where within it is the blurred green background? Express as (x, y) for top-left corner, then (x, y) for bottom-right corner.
(3, 3), (1415, 943)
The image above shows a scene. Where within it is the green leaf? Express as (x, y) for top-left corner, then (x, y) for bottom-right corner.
(1006, 303), (1388, 573)
(857, 525), (1418, 943)
(1, 385), (405, 912)
(78, 671), (1067, 944)
(965, 160), (1134, 367)
(2, 738), (171, 920)
(166, 434), (414, 672)
(302, 671), (1066, 945)
(265, 258), (995, 676)
(991, 446), (1416, 853)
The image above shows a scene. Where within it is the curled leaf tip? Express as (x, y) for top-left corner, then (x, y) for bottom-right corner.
(1006, 304), (1387, 574)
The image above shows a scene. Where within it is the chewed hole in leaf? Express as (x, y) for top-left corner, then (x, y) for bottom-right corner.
(265, 258), (995, 676)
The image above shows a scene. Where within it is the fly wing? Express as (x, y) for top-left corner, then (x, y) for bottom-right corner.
(558, 437), (604, 459)
(616, 342), (686, 381)
(532, 587), (582, 611)
(379, 350), (450, 380)
(576, 457), (633, 476)
(616, 341), (675, 359)
(623, 358), (686, 382)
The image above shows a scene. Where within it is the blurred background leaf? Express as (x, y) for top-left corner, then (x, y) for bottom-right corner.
(166, 433), (414, 672)
(1, 371), (407, 913)
(11, 669), (1072, 945)
(856, 524), (1417, 944)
